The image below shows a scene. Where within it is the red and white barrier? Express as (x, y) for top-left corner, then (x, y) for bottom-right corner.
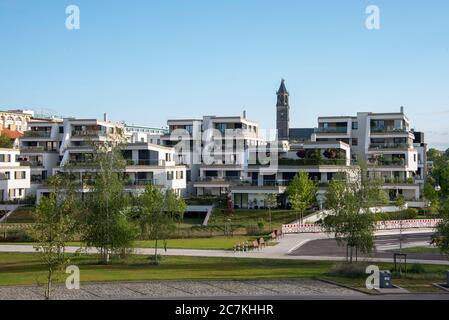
(282, 219), (443, 234)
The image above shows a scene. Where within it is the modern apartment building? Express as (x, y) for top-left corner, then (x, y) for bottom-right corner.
(124, 124), (168, 144)
(0, 148), (30, 202)
(18, 117), (63, 195)
(311, 108), (424, 203)
(161, 114), (266, 196)
(230, 140), (353, 209)
(17, 116), (186, 201)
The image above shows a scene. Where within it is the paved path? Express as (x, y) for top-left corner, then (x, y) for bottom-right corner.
(1, 228), (446, 265)
(0, 279), (364, 300)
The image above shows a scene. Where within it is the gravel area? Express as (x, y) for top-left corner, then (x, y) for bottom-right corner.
(0, 279), (364, 300)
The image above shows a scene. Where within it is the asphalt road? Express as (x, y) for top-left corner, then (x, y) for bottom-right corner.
(290, 233), (448, 261)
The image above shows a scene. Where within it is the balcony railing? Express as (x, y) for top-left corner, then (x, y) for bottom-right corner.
(278, 158), (347, 166)
(126, 179), (155, 186)
(71, 130), (107, 137)
(20, 161), (43, 167)
(23, 131), (51, 138)
(369, 143), (410, 150)
(20, 146), (58, 152)
(368, 159), (406, 166)
(125, 159), (166, 166)
(381, 177), (416, 184)
(370, 127), (409, 134)
(314, 127), (348, 134)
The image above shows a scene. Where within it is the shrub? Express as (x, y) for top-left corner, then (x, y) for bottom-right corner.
(328, 263), (368, 278)
(408, 264), (426, 274)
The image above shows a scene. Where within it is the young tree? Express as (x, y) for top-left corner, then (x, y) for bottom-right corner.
(433, 198), (449, 259)
(264, 193), (278, 232)
(136, 185), (186, 264)
(395, 195), (406, 252)
(286, 171), (317, 225)
(31, 175), (79, 299)
(322, 165), (388, 263)
(81, 143), (136, 264)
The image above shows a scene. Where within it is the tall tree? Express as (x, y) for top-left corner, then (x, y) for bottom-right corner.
(81, 142), (136, 264)
(31, 175), (79, 299)
(322, 165), (388, 263)
(287, 171), (317, 225)
(136, 185), (186, 264)
(433, 198), (449, 259)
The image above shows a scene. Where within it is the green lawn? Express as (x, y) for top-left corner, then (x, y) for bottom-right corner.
(393, 247), (442, 254)
(0, 252), (333, 286)
(208, 208), (300, 230)
(134, 236), (254, 250)
(322, 263), (449, 293)
(1, 253), (447, 292)
(3, 206), (35, 224)
(0, 236), (257, 250)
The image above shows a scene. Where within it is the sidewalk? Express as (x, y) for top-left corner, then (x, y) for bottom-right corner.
(1, 229), (446, 265)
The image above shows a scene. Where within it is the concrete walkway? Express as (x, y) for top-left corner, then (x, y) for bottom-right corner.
(1, 228), (446, 265)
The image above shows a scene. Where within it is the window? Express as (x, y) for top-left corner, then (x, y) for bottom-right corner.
(59, 126), (64, 133)
(15, 171), (26, 179)
(167, 171), (174, 180)
(352, 121), (358, 130)
(352, 138), (358, 146)
(176, 171), (184, 179)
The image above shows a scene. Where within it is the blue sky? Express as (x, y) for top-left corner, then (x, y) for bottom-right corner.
(0, 0), (448, 149)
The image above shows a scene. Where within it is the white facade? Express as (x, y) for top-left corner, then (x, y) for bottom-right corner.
(162, 114), (265, 196)
(311, 109), (424, 202)
(124, 124), (168, 145)
(0, 148), (30, 201)
(19, 118), (63, 195)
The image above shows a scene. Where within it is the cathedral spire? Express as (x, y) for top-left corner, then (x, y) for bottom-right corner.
(276, 79), (290, 140)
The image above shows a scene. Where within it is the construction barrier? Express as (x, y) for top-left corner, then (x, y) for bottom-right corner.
(282, 219), (443, 234)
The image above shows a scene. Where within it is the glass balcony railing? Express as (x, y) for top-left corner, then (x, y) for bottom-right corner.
(369, 143), (410, 150)
(125, 159), (166, 166)
(23, 131), (51, 138)
(314, 127), (348, 134)
(370, 127), (409, 134)
(71, 130), (107, 137)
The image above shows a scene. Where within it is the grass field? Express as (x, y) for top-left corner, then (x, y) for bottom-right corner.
(0, 236), (258, 250)
(322, 263), (449, 293)
(0, 252), (333, 286)
(0, 252), (447, 293)
(208, 208), (299, 230)
(3, 206), (35, 224)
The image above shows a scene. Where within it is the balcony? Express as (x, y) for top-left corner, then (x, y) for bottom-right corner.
(370, 127), (409, 134)
(262, 179), (291, 187)
(381, 177), (416, 184)
(368, 159), (406, 166)
(125, 159), (166, 166)
(278, 158), (347, 166)
(369, 143), (410, 150)
(20, 160), (43, 167)
(71, 130), (107, 137)
(21, 146), (58, 153)
(23, 131), (51, 138)
(314, 127), (348, 134)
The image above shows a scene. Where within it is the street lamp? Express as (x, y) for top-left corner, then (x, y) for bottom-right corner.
(435, 185), (441, 192)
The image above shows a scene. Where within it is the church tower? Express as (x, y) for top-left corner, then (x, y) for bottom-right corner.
(276, 79), (290, 140)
